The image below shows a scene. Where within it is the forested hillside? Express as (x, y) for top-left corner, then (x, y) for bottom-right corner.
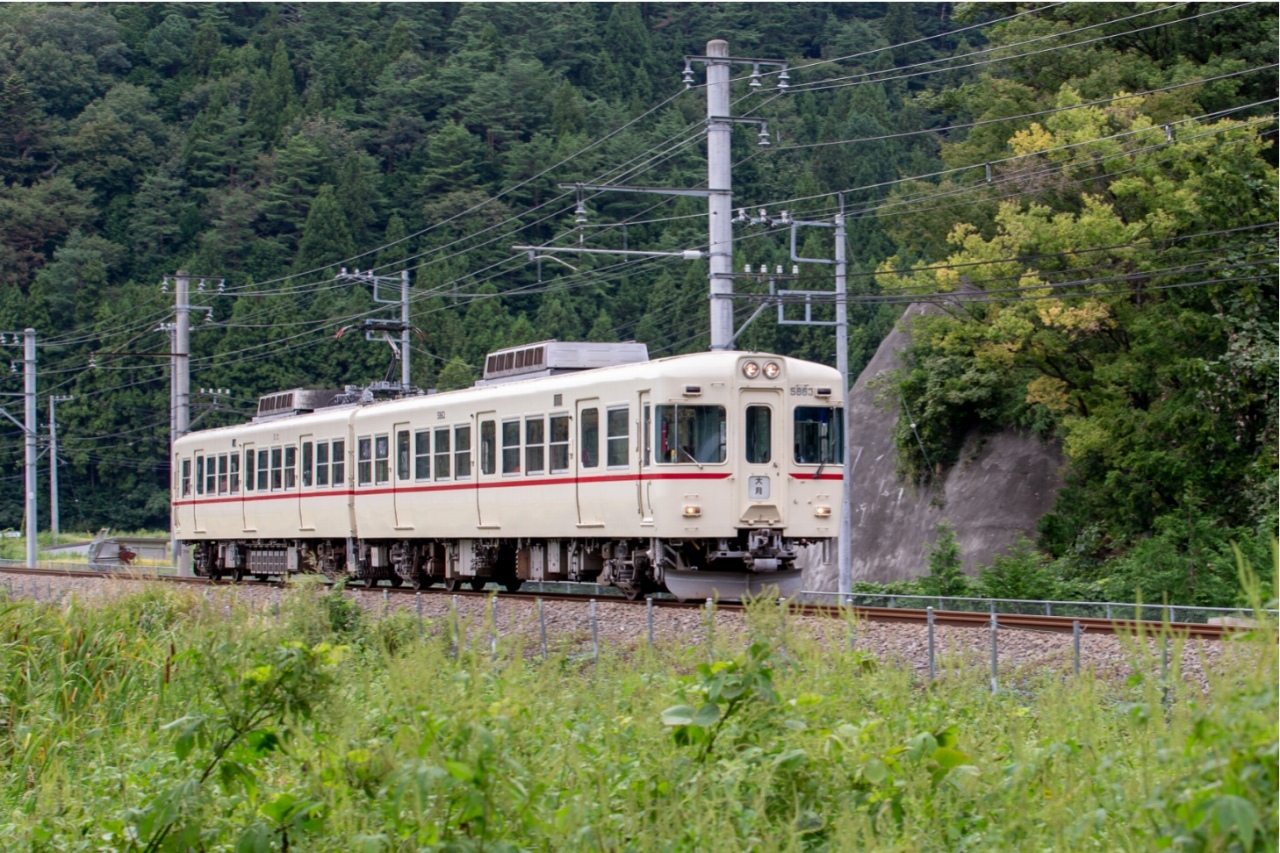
(0, 3), (1274, 603)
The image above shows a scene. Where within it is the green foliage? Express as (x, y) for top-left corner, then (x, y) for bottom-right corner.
(919, 520), (970, 598)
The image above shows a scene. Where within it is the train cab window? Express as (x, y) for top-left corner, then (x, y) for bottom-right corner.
(374, 434), (390, 484)
(745, 406), (772, 464)
(230, 453), (240, 494)
(301, 442), (313, 487)
(270, 447), (283, 490)
(357, 437), (372, 486)
(525, 417), (545, 474)
(549, 415), (569, 472)
(434, 428), (451, 479)
(655, 405), (726, 464)
(606, 407), (629, 468)
(414, 430), (430, 481)
(284, 446), (297, 489)
(257, 449), (269, 491)
(205, 456), (217, 495)
(502, 420), (520, 474)
(217, 454), (229, 494)
(454, 426), (471, 478)
(181, 459), (192, 497)
(580, 408), (599, 469)
(480, 420), (496, 476)
(316, 442), (330, 487)
(794, 407), (844, 465)
(331, 440), (346, 486)
(195, 456), (204, 495)
(397, 430), (411, 481)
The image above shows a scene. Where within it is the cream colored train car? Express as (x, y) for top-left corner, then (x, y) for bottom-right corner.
(172, 344), (844, 600)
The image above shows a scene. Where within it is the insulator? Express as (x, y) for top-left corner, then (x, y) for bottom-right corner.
(757, 208), (768, 222)
(732, 208), (748, 224)
(218, 280), (226, 293)
(160, 278), (168, 293)
(574, 200), (588, 226)
(0, 334), (6, 345)
(743, 264), (752, 274)
(777, 68), (790, 90)
(682, 61), (695, 89)
(197, 279), (206, 293)
(757, 125), (770, 147)
(792, 265), (799, 275)
(779, 210), (792, 225)
(749, 64), (762, 89)
(775, 265), (783, 275)
(1164, 124), (1174, 143)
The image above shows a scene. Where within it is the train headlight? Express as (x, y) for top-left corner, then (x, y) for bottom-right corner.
(682, 504), (702, 518)
(763, 361), (781, 379)
(741, 360), (760, 379)
(813, 505), (832, 517)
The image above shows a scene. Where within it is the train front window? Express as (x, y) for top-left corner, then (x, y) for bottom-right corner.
(746, 406), (771, 464)
(580, 408), (599, 469)
(606, 407), (629, 468)
(357, 437), (372, 486)
(549, 415), (569, 472)
(502, 420), (520, 474)
(655, 405), (726, 464)
(794, 407), (844, 465)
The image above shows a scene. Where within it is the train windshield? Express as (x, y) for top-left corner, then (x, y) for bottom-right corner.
(655, 405), (725, 464)
(794, 407), (844, 464)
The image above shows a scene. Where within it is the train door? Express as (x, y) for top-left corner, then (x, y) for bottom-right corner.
(575, 398), (602, 527)
(637, 389), (653, 522)
(475, 412), (500, 529)
(191, 448), (207, 533)
(740, 389), (784, 526)
(392, 423), (414, 530)
(240, 443), (257, 533)
(298, 435), (314, 531)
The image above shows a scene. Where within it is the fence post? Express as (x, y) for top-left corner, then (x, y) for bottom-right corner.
(1161, 636), (1171, 707)
(490, 596), (498, 661)
(451, 595), (460, 659)
(927, 606), (935, 682)
(590, 599), (599, 666)
(1073, 620), (1081, 676)
(1045, 601), (1051, 617)
(382, 588), (389, 615)
(646, 596), (654, 646)
(538, 598), (548, 660)
(705, 598), (715, 662)
(990, 609), (999, 694)
(416, 590), (422, 626)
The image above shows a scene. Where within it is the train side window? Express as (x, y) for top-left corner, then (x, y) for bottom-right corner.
(745, 406), (771, 464)
(301, 441), (313, 487)
(244, 449), (255, 491)
(549, 414), (569, 472)
(655, 405), (726, 464)
(434, 428), (451, 480)
(205, 456), (217, 495)
(454, 426), (471, 478)
(480, 420), (496, 476)
(181, 458), (192, 497)
(606, 406), (629, 468)
(643, 405), (651, 467)
(316, 442), (330, 487)
(217, 454), (229, 494)
(195, 456), (204, 495)
(414, 430), (430, 481)
(230, 452), (240, 494)
(284, 446), (297, 489)
(257, 449), (269, 490)
(580, 408), (599, 469)
(502, 420), (520, 474)
(332, 440), (346, 486)
(271, 447), (283, 490)
(357, 437), (372, 486)
(793, 407), (844, 465)
(525, 417), (545, 474)
(396, 430), (411, 481)
(374, 434), (390, 484)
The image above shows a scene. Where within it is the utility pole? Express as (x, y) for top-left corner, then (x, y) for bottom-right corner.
(48, 394), (72, 544)
(24, 330), (36, 568)
(401, 268), (411, 388)
(335, 268), (414, 389)
(705, 39), (734, 351)
(174, 270), (190, 441)
(834, 203), (854, 599)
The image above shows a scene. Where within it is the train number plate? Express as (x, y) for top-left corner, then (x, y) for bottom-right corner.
(748, 476), (771, 500)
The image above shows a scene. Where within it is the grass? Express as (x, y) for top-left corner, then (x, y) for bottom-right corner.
(0, 571), (1275, 852)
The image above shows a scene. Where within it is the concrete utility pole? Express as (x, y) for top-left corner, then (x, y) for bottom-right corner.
(834, 206), (854, 599)
(48, 394), (72, 543)
(401, 268), (411, 388)
(174, 270), (190, 441)
(24, 329), (37, 568)
(705, 39), (735, 352)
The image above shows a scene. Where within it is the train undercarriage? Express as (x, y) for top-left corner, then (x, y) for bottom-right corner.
(187, 529), (804, 601)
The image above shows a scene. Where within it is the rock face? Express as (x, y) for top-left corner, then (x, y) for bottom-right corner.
(802, 303), (1064, 591)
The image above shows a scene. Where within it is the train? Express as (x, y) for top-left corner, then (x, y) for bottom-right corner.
(171, 341), (844, 601)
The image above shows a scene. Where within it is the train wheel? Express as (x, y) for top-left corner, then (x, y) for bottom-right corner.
(443, 577), (461, 592)
(468, 578), (487, 591)
(619, 583), (642, 601)
(502, 577), (523, 593)
(389, 575), (403, 588)
(232, 568), (244, 583)
(362, 576), (377, 589)
(209, 571), (222, 584)
(412, 575), (434, 591)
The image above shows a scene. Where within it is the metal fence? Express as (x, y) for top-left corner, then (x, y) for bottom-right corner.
(801, 590), (1278, 625)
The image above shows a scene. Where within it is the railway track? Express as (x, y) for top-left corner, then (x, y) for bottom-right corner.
(0, 564), (1244, 640)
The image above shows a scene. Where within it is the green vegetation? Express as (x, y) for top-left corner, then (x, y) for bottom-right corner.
(0, 4), (1274, 606)
(1, 579), (1275, 850)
